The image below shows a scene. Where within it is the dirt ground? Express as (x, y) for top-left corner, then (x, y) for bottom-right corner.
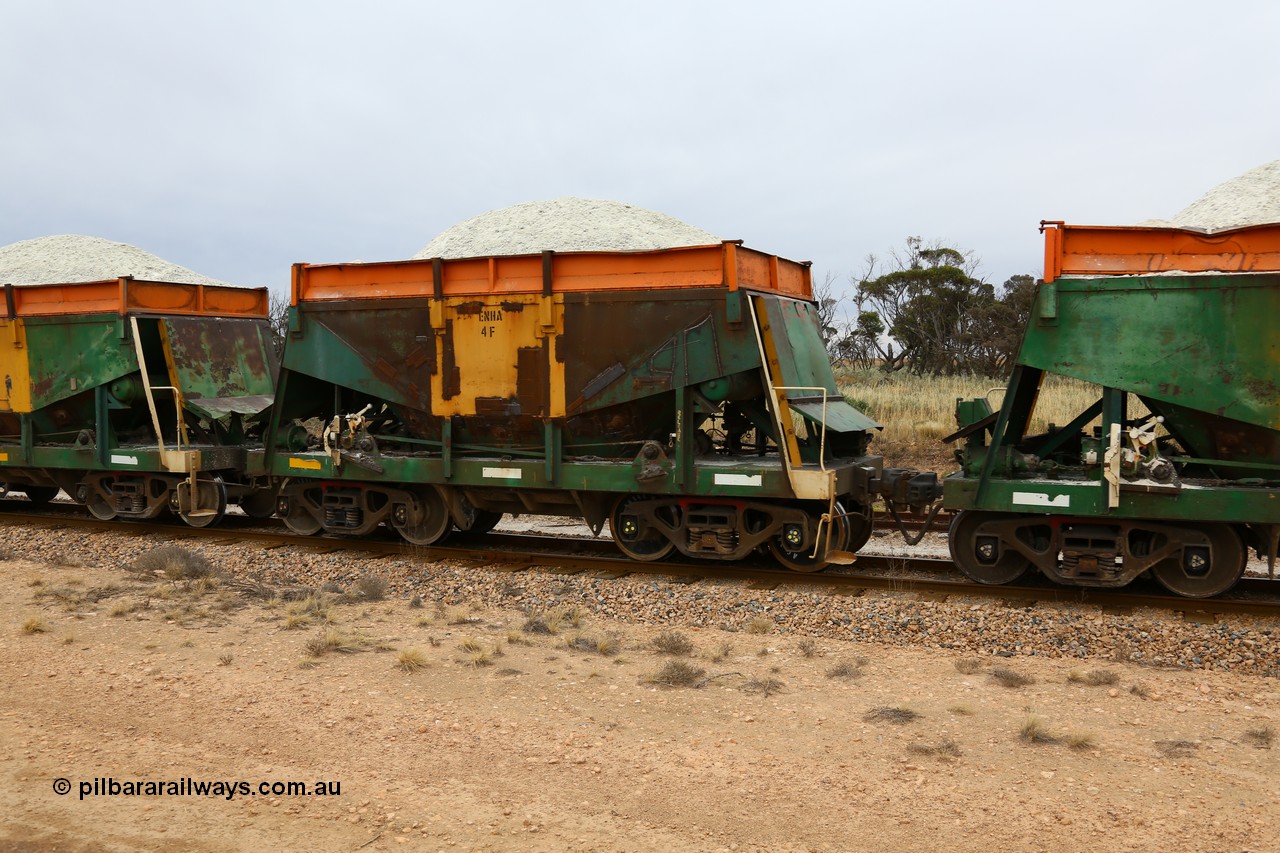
(3, 553), (1280, 853)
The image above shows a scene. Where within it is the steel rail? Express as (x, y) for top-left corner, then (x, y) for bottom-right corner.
(1, 508), (1278, 621)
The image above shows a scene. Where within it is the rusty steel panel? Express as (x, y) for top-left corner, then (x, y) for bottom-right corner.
(161, 317), (276, 419)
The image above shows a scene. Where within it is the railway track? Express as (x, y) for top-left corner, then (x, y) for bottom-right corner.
(1, 502), (1278, 621)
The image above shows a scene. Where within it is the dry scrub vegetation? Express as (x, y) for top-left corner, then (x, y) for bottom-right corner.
(835, 368), (1104, 472)
(10, 545), (1280, 851)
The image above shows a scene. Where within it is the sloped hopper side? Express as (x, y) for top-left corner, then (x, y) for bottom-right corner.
(161, 317), (277, 421)
(756, 294), (881, 438)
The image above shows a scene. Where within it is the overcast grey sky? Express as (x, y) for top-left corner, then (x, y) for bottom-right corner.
(3, 1), (1277, 299)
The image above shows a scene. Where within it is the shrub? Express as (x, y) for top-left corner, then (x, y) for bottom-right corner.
(644, 660), (706, 688)
(990, 667), (1034, 688)
(650, 630), (694, 656)
(352, 572), (387, 601)
(742, 678), (784, 697)
(1244, 726), (1275, 749)
(826, 661), (864, 680)
(129, 546), (217, 580)
(1067, 669), (1118, 686)
(863, 706), (919, 724)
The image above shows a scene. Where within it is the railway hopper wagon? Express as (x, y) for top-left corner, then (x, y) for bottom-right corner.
(946, 222), (1280, 597)
(268, 243), (937, 570)
(0, 278), (278, 526)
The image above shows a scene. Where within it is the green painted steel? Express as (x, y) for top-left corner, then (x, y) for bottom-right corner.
(23, 315), (139, 411)
(1021, 273), (1280, 432)
(161, 317), (276, 420)
(944, 266), (1280, 539)
(268, 282), (886, 519)
(945, 475), (1279, 524)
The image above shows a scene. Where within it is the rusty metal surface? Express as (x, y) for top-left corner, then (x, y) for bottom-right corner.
(161, 317), (276, 420)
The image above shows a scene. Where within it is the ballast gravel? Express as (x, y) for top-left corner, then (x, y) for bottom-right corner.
(0, 234), (234, 286)
(414, 197), (721, 259)
(6, 523), (1278, 676)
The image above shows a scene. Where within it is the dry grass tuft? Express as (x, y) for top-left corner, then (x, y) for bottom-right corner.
(303, 628), (367, 657)
(568, 634), (620, 656)
(446, 605), (480, 626)
(217, 653), (233, 666)
(644, 660), (706, 688)
(990, 667), (1035, 688)
(21, 616), (48, 634)
(708, 641), (733, 663)
(907, 739), (962, 759)
(1129, 682), (1153, 699)
(745, 615), (774, 635)
(109, 601), (139, 618)
(1018, 715), (1058, 744)
(954, 658), (985, 675)
(1067, 669), (1119, 687)
(407, 593), (423, 609)
(458, 637), (493, 667)
(1243, 725), (1275, 749)
(521, 609), (565, 635)
(129, 546), (217, 580)
(650, 630), (694, 656)
(396, 648), (429, 673)
(1155, 740), (1199, 759)
(796, 638), (819, 658)
(742, 677), (785, 697)
(1065, 732), (1097, 751)
(948, 704), (975, 716)
(826, 660), (865, 680)
(864, 706), (919, 724)
(352, 572), (387, 601)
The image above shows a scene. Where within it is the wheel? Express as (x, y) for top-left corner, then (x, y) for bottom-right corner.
(768, 507), (846, 572)
(85, 493), (116, 520)
(949, 511), (1034, 585)
(460, 509), (502, 536)
(21, 486), (59, 506)
(394, 488), (452, 545)
(178, 476), (227, 529)
(281, 501), (322, 536)
(610, 495), (676, 561)
(843, 503), (873, 553)
(1150, 523), (1246, 598)
(82, 481), (116, 520)
(237, 488), (277, 520)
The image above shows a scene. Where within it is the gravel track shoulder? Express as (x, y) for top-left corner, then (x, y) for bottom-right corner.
(3, 524), (1280, 850)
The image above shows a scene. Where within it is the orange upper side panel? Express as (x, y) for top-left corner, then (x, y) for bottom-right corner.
(7, 279), (269, 318)
(293, 242), (813, 304)
(1041, 221), (1280, 283)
